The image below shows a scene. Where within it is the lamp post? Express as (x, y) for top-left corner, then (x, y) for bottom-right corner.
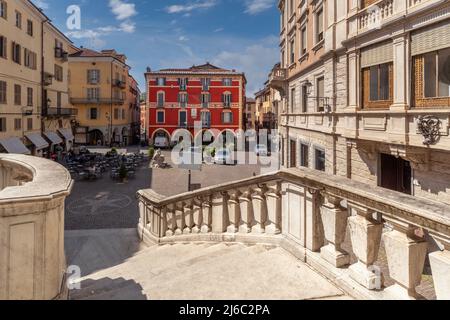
(304, 80), (335, 113)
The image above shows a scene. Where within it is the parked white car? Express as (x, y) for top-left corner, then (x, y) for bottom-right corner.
(154, 136), (169, 149)
(214, 148), (234, 165)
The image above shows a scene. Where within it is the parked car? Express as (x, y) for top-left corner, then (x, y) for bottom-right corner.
(214, 148), (234, 165)
(181, 146), (204, 165)
(255, 144), (270, 157)
(154, 136), (169, 149)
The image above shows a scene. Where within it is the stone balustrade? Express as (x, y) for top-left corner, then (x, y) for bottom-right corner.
(138, 167), (450, 300)
(0, 155), (73, 300)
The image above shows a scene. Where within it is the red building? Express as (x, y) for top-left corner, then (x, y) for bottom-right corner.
(145, 63), (246, 145)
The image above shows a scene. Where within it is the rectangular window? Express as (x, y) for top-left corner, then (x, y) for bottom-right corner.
(27, 87), (33, 106)
(201, 112), (211, 128)
(156, 78), (166, 86)
(57, 92), (61, 108)
(87, 70), (100, 84)
(179, 93), (188, 107)
(90, 108), (98, 120)
(0, 35), (6, 58)
(12, 42), (21, 64)
(317, 77), (325, 112)
(290, 39), (295, 64)
(24, 49), (37, 69)
(122, 109), (126, 119)
(201, 78), (210, 91)
(301, 27), (307, 55)
(315, 148), (326, 172)
(27, 20), (33, 36)
(300, 143), (309, 167)
(316, 9), (324, 43)
(157, 92), (164, 107)
(54, 65), (63, 82)
(0, 118), (6, 132)
(223, 78), (232, 86)
(301, 85), (308, 112)
(27, 118), (32, 131)
(290, 87), (295, 113)
(223, 93), (232, 107)
(201, 93), (210, 108)
(222, 112), (233, 124)
(179, 78), (188, 91)
(179, 111), (187, 127)
(0, 1), (7, 19)
(114, 108), (119, 120)
(87, 88), (100, 100)
(15, 11), (21, 29)
(157, 111), (164, 123)
(14, 84), (21, 106)
(368, 63), (391, 101)
(424, 48), (450, 98)
(0, 81), (6, 103)
(14, 118), (21, 130)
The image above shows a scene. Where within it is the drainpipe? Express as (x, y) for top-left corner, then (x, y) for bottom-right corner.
(41, 18), (50, 156)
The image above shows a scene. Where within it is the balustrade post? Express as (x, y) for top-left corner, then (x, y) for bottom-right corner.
(347, 203), (383, 290)
(211, 192), (228, 233)
(164, 205), (174, 237)
(238, 188), (253, 234)
(320, 194), (350, 268)
(201, 196), (212, 234)
(429, 245), (450, 300)
(183, 200), (193, 235)
(251, 185), (268, 234)
(174, 203), (184, 236)
(383, 222), (427, 299)
(227, 190), (241, 233)
(192, 199), (202, 234)
(265, 182), (281, 235)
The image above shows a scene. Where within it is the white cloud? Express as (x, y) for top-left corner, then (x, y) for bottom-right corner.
(32, 0), (49, 10)
(109, 0), (137, 20)
(214, 28), (224, 33)
(244, 0), (275, 15)
(165, 0), (218, 14)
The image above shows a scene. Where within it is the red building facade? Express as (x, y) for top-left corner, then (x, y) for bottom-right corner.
(145, 63), (246, 144)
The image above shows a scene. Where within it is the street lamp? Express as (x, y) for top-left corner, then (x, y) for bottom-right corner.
(303, 80), (334, 113)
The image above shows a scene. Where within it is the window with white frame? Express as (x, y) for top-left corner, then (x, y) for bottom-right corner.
(87, 88), (100, 100)
(157, 91), (165, 107)
(157, 111), (164, 123)
(201, 93), (210, 108)
(179, 92), (188, 107)
(223, 78), (232, 86)
(290, 87), (295, 113)
(316, 8), (324, 43)
(222, 111), (233, 124)
(156, 77), (166, 86)
(223, 93), (232, 107)
(87, 70), (100, 84)
(0, 81), (6, 104)
(300, 26), (307, 56)
(0, 35), (6, 58)
(15, 10), (21, 29)
(424, 48), (450, 98)
(316, 77), (325, 112)
(179, 78), (188, 90)
(290, 38), (295, 64)
(0, 1), (7, 19)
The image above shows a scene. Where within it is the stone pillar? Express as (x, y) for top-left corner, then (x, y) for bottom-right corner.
(265, 182), (281, 235)
(183, 200), (193, 235)
(201, 196), (212, 234)
(191, 199), (202, 234)
(320, 194), (350, 268)
(211, 192), (227, 234)
(429, 246), (450, 300)
(227, 190), (241, 233)
(251, 185), (267, 234)
(164, 205), (175, 237)
(383, 223), (427, 299)
(347, 203), (383, 290)
(174, 203), (184, 236)
(391, 34), (409, 110)
(238, 188), (253, 234)
(347, 50), (359, 110)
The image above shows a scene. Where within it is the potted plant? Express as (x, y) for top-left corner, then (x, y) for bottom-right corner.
(119, 163), (128, 182)
(148, 146), (155, 159)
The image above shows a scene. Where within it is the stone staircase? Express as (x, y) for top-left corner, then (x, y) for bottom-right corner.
(69, 242), (350, 300)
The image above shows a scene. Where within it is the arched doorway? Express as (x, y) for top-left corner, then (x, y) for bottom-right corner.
(152, 129), (171, 148)
(122, 127), (130, 146)
(88, 129), (104, 146)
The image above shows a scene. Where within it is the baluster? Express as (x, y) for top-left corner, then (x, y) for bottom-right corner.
(239, 188), (253, 234)
(192, 199), (202, 234)
(383, 222), (427, 299)
(183, 200), (193, 234)
(320, 194), (350, 268)
(227, 190), (241, 233)
(164, 205), (174, 237)
(265, 182), (281, 235)
(347, 203), (383, 290)
(211, 192), (228, 233)
(201, 196), (212, 234)
(251, 185), (267, 234)
(174, 203), (184, 235)
(151, 205), (163, 237)
(429, 244), (450, 300)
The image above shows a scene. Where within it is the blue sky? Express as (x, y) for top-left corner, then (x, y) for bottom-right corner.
(32, 0), (280, 95)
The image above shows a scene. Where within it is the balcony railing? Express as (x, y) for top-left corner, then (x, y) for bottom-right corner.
(137, 167), (450, 300)
(112, 79), (126, 89)
(43, 107), (78, 117)
(70, 98), (125, 105)
(358, 0), (394, 31)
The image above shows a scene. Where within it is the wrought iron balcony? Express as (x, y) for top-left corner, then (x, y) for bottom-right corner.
(42, 107), (78, 117)
(70, 98), (125, 105)
(112, 79), (127, 89)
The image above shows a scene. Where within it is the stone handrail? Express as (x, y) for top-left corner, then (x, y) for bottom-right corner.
(137, 167), (450, 300)
(0, 155), (73, 300)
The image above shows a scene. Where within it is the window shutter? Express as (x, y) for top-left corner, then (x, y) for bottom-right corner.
(411, 20), (450, 56)
(86, 108), (90, 119)
(361, 40), (393, 68)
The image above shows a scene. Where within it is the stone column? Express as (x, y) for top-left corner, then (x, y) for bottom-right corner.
(383, 222), (427, 299)
(201, 196), (212, 234)
(265, 182), (281, 235)
(183, 200), (193, 235)
(211, 192), (228, 234)
(251, 185), (267, 234)
(227, 190), (241, 233)
(428, 245), (450, 300)
(347, 203), (383, 290)
(238, 188), (253, 234)
(191, 199), (202, 234)
(391, 34), (409, 110)
(320, 194), (350, 268)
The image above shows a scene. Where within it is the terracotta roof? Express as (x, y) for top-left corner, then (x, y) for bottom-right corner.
(148, 62), (243, 75)
(69, 48), (105, 58)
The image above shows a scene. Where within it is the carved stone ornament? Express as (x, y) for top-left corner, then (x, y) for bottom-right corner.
(417, 115), (441, 146)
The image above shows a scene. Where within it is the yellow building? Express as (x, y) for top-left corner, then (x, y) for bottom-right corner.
(127, 74), (141, 145)
(0, 0), (44, 155)
(68, 48), (134, 146)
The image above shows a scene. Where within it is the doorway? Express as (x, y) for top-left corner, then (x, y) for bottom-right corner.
(379, 153), (412, 195)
